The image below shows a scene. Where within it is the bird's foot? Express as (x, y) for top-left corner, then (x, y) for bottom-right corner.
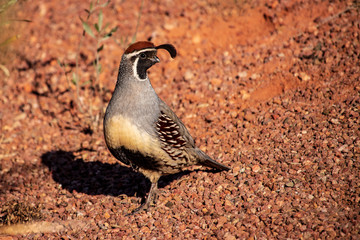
(127, 202), (150, 215)
(126, 182), (159, 215)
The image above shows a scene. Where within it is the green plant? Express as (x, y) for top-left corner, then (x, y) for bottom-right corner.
(57, 0), (117, 115)
(81, 3), (118, 98)
(0, 0), (17, 14)
(73, 0), (117, 113)
(58, 0), (144, 126)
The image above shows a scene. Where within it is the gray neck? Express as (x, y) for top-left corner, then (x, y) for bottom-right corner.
(105, 60), (160, 133)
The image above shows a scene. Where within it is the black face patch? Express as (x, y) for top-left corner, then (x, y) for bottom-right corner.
(133, 50), (157, 80)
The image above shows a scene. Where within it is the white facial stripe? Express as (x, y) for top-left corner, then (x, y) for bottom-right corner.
(125, 48), (156, 59)
(132, 55), (147, 82)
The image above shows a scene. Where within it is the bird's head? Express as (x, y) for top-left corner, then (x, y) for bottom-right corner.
(122, 41), (177, 81)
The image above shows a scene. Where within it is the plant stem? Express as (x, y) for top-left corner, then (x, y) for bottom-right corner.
(75, 33), (84, 113)
(131, 0), (144, 43)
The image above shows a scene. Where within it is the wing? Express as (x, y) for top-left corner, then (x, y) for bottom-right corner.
(157, 100), (195, 147)
(157, 100), (231, 171)
(155, 100), (196, 164)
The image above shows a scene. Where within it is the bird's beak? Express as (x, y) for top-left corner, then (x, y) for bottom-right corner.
(152, 56), (160, 63)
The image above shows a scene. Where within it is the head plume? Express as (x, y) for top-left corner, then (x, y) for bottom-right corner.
(124, 41), (177, 59)
(155, 44), (177, 58)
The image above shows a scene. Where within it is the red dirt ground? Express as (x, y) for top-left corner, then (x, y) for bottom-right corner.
(0, 0), (359, 239)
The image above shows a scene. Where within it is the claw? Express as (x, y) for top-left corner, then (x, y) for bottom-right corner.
(127, 181), (159, 215)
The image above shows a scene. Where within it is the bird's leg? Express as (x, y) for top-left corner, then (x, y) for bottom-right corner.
(145, 181), (159, 206)
(130, 181), (158, 214)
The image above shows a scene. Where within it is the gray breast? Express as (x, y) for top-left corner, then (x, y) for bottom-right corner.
(105, 77), (161, 137)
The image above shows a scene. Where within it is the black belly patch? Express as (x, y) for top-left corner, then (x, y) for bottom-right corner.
(109, 146), (161, 171)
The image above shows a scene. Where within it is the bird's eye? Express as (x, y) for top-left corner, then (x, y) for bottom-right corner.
(140, 53), (146, 59)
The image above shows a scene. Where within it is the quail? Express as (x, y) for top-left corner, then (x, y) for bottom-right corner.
(104, 41), (230, 213)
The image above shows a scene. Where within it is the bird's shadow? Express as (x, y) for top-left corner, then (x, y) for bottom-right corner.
(40, 149), (210, 200)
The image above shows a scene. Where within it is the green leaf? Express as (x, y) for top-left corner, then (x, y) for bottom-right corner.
(13, 19), (31, 22)
(0, 0), (18, 13)
(102, 22), (110, 33)
(81, 80), (91, 87)
(72, 72), (79, 85)
(94, 23), (100, 33)
(98, 10), (103, 31)
(0, 35), (18, 47)
(7, 0), (18, 5)
(0, 64), (10, 77)
(102, 26), (117, 40)
(97, 44), (104, 52)
(81, 21), (95, 38)
(110, 26), (118, 33)
(97, 63), (102, 73)
(57, 59), (62, 67)
(89, 1), (94, 12)
(99, 0), (110, 8)
(57, 59), (68, 69)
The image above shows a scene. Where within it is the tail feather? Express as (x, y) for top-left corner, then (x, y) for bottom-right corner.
(196, 149), (231, 171)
